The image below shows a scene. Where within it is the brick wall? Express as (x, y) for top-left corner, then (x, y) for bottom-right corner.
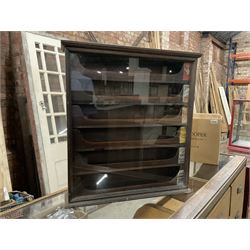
(161, 31), (201, 52)
(46, 31), (150, 47)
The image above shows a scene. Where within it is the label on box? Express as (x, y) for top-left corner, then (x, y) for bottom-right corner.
(179, 127), (186, 144)
(210, 119), (218, 124)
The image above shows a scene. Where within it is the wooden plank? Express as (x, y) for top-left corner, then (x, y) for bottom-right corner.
(0, 108), (12, 201)
(230, 168), (246, 219)
(171, 155), (246, 219)
(194, 71), (202, 113)
(247, 84), (250, 99)
(149, 31), (161, 49)
(206, 188), (230, 219)
(209, 75), (217, 113)
(162, 198), (184, 211)
(134, 203), (174, 219)
(210, 65), (228, 132)
(218, 86), (232, 125)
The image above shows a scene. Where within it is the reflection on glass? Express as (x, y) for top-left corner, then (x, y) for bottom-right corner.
(47, 116), (54, 135)
(68, 51), (192, 203)
(43, 95), (50, 113)
(45, 53), (58, 72)
(50, 138), (55, 144)
(36, 51), (43, 69)
(73, 125), (185, 151)
(62, 75), (66, 91)
(40, 73), (46, 91)
(51, 95), (64, 112)
(60, 56), (65, 73)
(58, 136), (67, 142)
(48, 74), (61, 92)
(43, 44), (55, 51)
(55, 116), (67, 135)
(58, 47), (64, 53)
(231, 100), (250, 148)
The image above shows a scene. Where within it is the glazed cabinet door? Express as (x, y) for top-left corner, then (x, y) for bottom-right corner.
(64, 42), (200, 206)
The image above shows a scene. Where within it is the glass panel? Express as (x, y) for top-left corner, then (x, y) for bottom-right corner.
(58, 136), (67, 142)
(60, 56), (65, 73)
(47, 116), (54, 135)
(75, 126), (185, 149)
(48, 74), (61, 92)
(58, 47), (64, 53)
(45, 53), (58, 72)
(36, 51), (43, 69)
(50, 138), (55, 144)
(62, 75), (66, 91)
(68, 51), (192, 204)
(40, 73), (46, 91)
(231, 101), (250, 148)
(43, 95), (50, 113)
(55, 116), (67, 135)
(43, 44), (55, 51)
(51, 95), (64, 112)
(73, 104), (186, 126)
(35, 42), (40, 49)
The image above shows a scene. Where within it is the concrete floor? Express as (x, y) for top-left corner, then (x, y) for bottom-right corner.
(87, 196), (163, 219)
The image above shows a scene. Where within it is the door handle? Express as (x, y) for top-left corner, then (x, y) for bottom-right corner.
(237, 186), (243, 194)
(39, 101), (47, 111)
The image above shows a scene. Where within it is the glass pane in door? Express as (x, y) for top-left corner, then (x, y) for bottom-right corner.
(51, 95), (65, 112)
(55, 116), (67, 135)
(45, 53), (58, 72)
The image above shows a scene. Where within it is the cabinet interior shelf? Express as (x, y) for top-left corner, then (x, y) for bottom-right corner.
(73, 123), (187, 129)
(72, 101), (188, 106)
(74, 143), (185, 152)
(73, 162), (182, 175)
(83, 72), (190, 85)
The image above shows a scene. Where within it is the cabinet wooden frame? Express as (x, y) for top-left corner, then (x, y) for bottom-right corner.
(171, 155), (247, 219)
(62, 41), (201, 207)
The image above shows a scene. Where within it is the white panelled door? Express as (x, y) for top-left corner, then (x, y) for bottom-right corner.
(23, 32), (67, 194)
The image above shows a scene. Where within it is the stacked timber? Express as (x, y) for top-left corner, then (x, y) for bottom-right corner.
(194, 70), (208, 113)
(209, 64), (229, 133)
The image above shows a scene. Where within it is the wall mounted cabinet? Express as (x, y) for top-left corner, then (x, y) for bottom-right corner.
(62, 41), (201, 206)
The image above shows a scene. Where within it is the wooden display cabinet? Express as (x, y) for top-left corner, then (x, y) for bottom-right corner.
(62, 41), (201, 206)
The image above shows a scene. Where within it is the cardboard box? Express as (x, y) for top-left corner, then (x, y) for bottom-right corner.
(191, 113), (222, 165)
